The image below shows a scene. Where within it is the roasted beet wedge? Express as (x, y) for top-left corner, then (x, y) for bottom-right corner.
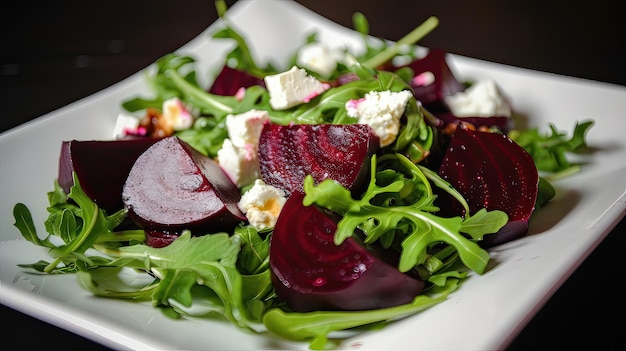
(122, 136), (246, 240)
(258, 123), (379, 196)
(208, 65), (265, 96)
(58, 138), (163, 213)
(143, 230), (181, 249)
(437, 125), (539, 246)
(270, 192), (424, 312)
(397, 49), (465, 112)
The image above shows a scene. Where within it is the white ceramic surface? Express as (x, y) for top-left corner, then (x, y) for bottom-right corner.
(1, 1), (625, 350)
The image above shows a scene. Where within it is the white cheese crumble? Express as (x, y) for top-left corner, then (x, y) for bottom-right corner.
(444, 80), (512, 117)
(225, 109), (269, 148)
(113, 113), (141, 139)
(264, 66), (329, 110)
(217, 109), (270, 188)
(238, 179), (287, 230)
(296, 42), (344, 78)
(345, 90), (413, 147)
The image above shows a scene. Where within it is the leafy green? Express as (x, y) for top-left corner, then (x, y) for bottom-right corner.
(263, 276), (460, 349)
(302, 153), (508, 275)
(120, 51), (433, 160)
(508, 120), (594, 179)
(84, 230), (271, 330)
(362, 16), (439, 69)
(118, 7), (440, 161)
(122, 54), (199, 113)
(13, 175), (139, 274)
(213, 0), (279, 78)
(535, 176), (557, 210)
(11, 156), (503, 348)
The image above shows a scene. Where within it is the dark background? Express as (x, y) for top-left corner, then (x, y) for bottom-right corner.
(1, 0), (624, 350)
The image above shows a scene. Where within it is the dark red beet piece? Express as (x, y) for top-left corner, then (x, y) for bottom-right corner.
(258, 123), (379, 196)
(437, 125), (539, 246)
(58, 138), (163, 213)
(143, 230), (181, 249)
(122, 136), (246, 241)
(397, 49), (465, 112)
(208, 65), (265, 96)
(270, 192), (424, 312)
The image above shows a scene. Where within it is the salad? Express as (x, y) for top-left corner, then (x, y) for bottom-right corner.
(11, 1), (594, 350)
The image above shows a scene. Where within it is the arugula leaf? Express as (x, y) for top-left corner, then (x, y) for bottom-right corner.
(508, 120), (594, 178)
(303, 154), (507, 275)
(362, 16), (439, 69)
(86, 231), (270, 330)
(287, 71), (408, 124)
(122, 54), (198, 112)
(14, 175), (132, 273)
(13, 202), (52, 247)
(235, 226), (270, 275)
(263, 276), (460, 349)
(213, 0), (278, 78)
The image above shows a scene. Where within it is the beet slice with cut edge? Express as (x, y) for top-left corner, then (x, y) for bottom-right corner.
(437, 125), (539, 247)
(58, 137), (163, 214)
(258, 123), (379, 197)
(122, 136), (246, 242)
(269, 191), (424, 312)
(397, 49), (465, 113)
(208, 65), (265, 96)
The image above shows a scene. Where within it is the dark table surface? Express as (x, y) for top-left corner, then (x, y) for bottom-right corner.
(1, 1), (624, 350)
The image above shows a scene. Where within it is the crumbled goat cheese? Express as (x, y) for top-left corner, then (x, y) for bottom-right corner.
(345, 90), (413, 147)
(225, 109), (269, 148)
(444, 80), (512, 117)
(113, 113), (142, 139)
(264, 66), (329, 110)
(217, 110), (270, 187)
(238, 179), (287, 230)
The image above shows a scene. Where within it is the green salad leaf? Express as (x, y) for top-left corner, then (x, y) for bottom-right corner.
(508, 120), (594, 179)
(302, 153), (508, 275)
(13, 174), (139, 274)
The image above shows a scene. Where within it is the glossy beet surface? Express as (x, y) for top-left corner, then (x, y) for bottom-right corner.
(396, 50), (513, 134)
(437, 126), (539, 245)
(269, 192), (424, 312)
(398, 49), (465, 112)
(258, 123), (379, 196)
(122, 136), (246, 241)
(58, 138), (162, 213)
(208, 65), (265, 96)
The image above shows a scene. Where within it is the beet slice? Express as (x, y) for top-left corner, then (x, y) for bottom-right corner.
(208, 65), (265, 96)
(397, 49), (465, 112)
(258, 123), (379, 196)
(122, 136), (246, 239)
(58, 138), (163, 213)
(270, 192), (424, 312)
(437, 125), (539, 246)
(143, 230), (181, 249)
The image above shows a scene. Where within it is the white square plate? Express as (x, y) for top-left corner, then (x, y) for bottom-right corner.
(1, 1), (625, 350)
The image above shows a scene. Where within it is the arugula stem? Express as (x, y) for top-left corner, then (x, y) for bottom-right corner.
(165, 70), (235, 115)
(96, 230), (146, 243)
(362, 16), (439, 69)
